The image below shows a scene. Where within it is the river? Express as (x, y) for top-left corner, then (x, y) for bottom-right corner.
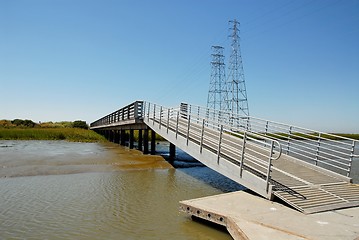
(0, 140), (244, 239)
(1, 140), (358, 239)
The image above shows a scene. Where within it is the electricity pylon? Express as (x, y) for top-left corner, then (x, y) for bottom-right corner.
(227, 19), (249, 117)
(206, 45), (228, 112)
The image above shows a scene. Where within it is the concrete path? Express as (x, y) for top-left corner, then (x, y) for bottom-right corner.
(180, 191), (359, 240)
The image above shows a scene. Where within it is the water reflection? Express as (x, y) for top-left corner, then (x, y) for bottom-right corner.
(0, 139), (357, 239)
(0, 140), (232, 240)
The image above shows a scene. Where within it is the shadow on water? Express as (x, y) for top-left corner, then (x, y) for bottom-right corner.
(156, 142), (246, 193)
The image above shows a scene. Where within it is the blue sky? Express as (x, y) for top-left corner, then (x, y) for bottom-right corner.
(1, 0), (358, 133)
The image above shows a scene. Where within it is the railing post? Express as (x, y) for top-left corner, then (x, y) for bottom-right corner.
(153, 104), (156, 125)
(206, 108), (210, 124)
(315, 133), (321, 166)
(176, 111), (179, 139)
(138, 101), (143, 119)
(200, 119), (205, 153)
(147, 102), (150, 118)
(159, 106), (162, 129)
(180, 103), (188, 119)
(167, 108), (170, 133)
(239, 131), (247, 177)
(134, 102), (139, 119)
(286, 126), (292, 155)
(197, 106), (200, 124)
(127, 105), (130, 119)
(266, 141), (275, 193)
(217, 125), (223, 164)
(348, 140), (355, 177)
(186, 115), (191, 145)
(143, 102), (146, 120)
(245, 117), (250, 130)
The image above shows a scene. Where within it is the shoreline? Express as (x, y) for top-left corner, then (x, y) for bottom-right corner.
(0, 128), (106, 142)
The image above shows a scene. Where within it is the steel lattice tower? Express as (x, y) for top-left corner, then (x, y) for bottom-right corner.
(206, 45), (228, 112)
(227, 19), (249, 116)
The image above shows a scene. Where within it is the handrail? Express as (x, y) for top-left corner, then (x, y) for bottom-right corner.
(178, 103), (282, 159)
(89, 100), (357, 178)
(179, 102), (358, 177)
(90, 101), (144, 128)
(144, 101), (282, 193)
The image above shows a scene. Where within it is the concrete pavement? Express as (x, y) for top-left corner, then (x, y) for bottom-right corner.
(180, 191), (359, 240)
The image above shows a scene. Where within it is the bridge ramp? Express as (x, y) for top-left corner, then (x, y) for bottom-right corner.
(143, 104), (359, 214)
(90, 101), (359, 214)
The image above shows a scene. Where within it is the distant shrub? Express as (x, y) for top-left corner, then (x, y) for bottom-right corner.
(59, 121), (74, 128)
(73, 120), (88, 129)
(11, 119), (37, 128)
(0, 120), (15, 128)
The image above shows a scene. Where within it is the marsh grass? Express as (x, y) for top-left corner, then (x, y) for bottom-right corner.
(0, 128), (107, 142)
(266, 132), (359, 140)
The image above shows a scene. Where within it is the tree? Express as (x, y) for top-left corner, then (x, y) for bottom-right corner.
(11, 119), (36, 128)
(73, 120), (88, 129)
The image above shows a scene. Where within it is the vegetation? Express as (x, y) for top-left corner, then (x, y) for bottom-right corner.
(73, 120), (88, 129)
(334, 133), (359, 140)
(259, 132), (359, 141)
(0, 119), (106, 142)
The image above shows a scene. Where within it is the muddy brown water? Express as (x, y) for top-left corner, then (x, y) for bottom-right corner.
(1, 140), (357, 239)
(0, 140), (242, 239)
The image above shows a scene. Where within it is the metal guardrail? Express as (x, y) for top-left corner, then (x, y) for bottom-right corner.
(143, 101), (282, 193)
(90, 101), (144, 128)
(90, 100), (357, 178)
(180, 103), (358, 177)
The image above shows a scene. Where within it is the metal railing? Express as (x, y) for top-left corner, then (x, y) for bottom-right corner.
(179, 103), (359, 177)
(90, 101), (144, 128)
(90, 100), (357, 178)
(144, 101), (282, 193)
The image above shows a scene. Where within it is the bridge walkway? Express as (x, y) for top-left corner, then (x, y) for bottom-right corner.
(90, 101), (359, 214)
(143, 102), (359, 214)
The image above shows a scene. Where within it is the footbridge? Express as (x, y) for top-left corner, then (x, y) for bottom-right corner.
(90, 101), (359, 214)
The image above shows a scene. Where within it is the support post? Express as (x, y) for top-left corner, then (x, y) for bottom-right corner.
(143, 129), (149, 154)
(120, 129), (126, 146)
(109, 130), (114, 142)
(129, 129), (134, 149)
(104, 130), (109, 140)
(138, 129), (143, 151)
(151, 129), (156, 155)
(169, 143), (176, 160)
(114, 130), (120, 144)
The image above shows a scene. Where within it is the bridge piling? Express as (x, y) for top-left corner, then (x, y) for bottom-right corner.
(129, 129), (134, 149)
(151, 129), (156, 154)
(114, 130), (120, 144)
(138, 129), (143, 151)
(120, 130), (126, 145)
(169, 143), (176, 160)
(143, 129), (149, 154)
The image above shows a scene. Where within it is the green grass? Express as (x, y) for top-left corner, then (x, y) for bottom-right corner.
(0, 128), (107, 142)
(264, 132), (359, 141)
(334, 133), (359, 140)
